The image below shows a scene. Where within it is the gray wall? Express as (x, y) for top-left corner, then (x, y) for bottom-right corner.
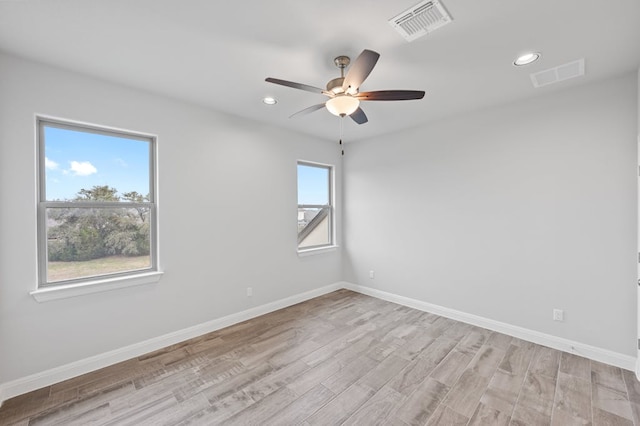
(343, 73), (638, 356)
(0, 53), (342, 384)
(0, 50), (637, 391)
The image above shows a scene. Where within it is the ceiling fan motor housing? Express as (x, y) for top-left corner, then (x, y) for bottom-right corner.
(326, 77), (345, 94)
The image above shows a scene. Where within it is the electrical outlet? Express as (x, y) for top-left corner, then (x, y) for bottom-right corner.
(369, 270), (375, 279)
(553, 309), (563, 321)
(247, 287), (253, 297)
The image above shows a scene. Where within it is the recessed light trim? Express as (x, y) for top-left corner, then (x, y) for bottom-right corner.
(263, 97), (277, 105)
(513, 52), (540, 66)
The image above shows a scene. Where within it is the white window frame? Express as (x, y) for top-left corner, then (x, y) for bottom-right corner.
(297, 160), (336, 254)
(32, 116), (162, 302)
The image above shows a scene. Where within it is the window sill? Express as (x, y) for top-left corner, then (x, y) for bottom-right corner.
(297, 245), (339, 257)
(30, 271), (164, 302)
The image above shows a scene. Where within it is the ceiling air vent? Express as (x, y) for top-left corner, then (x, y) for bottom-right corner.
(389, 0), (453, 42)
(530, 59), (585, 88)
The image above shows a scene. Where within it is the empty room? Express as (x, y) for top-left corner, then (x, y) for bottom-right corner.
(1, 0), (640, 424)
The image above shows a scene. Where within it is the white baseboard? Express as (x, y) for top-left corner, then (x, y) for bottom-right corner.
(342, 282), (637, 372)
(0, 282), (342, 405)
(1, 280), (635, 406)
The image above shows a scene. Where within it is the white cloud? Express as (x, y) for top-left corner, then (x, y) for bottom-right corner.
(45, 157), (59, 170)
(69, 161), (97, 176)
(115, 158), (128, 167)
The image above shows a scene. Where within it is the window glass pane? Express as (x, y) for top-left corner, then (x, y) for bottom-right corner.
(297, 206), (331, 248)
(43, 125), (150, 202)
(297, 164), (329, 205)
(46, 206), (151, 283)
(297, 162), (332, 249)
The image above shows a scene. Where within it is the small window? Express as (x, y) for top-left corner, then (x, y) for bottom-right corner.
(37, 117), (157, 287)
(297, 161), (334, 250)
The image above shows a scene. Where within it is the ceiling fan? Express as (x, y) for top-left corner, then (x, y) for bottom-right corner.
(265, 49), (425, 125)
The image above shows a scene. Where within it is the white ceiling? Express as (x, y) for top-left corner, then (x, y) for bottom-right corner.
(1, 0), (639, 142)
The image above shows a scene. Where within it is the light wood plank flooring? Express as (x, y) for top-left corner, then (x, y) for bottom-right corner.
(1, 289), (638, 425)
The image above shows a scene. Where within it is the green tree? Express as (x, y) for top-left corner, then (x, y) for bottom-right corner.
(48, 185), (150, 261)
(76, 185), (120, 201)
(122, 191), (149, 222)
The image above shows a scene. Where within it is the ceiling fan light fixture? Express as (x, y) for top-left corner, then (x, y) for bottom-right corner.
(326, 95), (360, 117)
(264, 49), (424, 125)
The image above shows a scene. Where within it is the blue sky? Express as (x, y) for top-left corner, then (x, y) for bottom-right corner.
(44, 126), (150, 201)
(297, 164), (330, 205)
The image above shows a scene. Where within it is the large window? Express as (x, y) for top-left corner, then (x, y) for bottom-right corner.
(37, 117), (157, 288)
(297, 161), (334, 250)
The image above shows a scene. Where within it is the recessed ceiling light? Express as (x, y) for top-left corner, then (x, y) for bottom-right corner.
(513, 52), (540, 66)
(263, 97), (277, 105)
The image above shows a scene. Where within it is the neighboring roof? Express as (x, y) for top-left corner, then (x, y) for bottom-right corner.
(298, 206), (330, 245)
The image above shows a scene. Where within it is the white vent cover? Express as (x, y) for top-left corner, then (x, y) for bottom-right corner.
(389, 0), (453, 42)
(530, 59), (585, 88)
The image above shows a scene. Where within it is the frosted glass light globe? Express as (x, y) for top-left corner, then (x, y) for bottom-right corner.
(326, 95), (360, 116)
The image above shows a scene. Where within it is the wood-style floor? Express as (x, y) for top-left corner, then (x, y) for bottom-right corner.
(1, 289), (639, 425)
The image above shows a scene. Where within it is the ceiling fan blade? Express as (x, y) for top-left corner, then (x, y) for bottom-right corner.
(349, 107), (368, 124)
(289, 103), (326, 119)
(355, 90), (425, 101)
(265, 77), (326, 95)
(342, 49), (380, 94)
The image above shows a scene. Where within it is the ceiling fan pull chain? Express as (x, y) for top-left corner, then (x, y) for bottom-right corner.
(339, 116), (345, 156)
